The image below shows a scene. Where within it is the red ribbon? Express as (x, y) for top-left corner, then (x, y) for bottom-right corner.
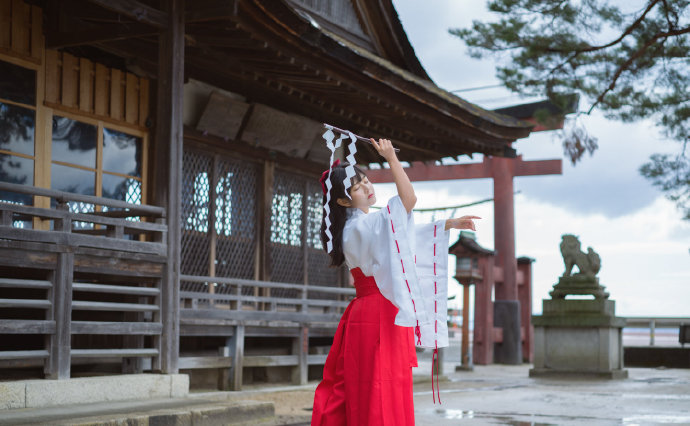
(319, 159), (340, 195)
(432, 347), (441, 404)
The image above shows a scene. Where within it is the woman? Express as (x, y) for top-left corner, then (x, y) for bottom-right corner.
(312, 138), (478, 425)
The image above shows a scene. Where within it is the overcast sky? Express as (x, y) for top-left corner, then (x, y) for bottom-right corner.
(385, 0), (690, 317)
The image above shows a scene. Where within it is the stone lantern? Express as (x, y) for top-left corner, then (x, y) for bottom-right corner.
(449, 231), (494, 369)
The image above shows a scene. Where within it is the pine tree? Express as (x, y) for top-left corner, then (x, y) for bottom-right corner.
(450, 0), (689, 219)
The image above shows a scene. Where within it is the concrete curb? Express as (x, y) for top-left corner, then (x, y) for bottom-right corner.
(0, 397), (274, 426)
(64, 401), (275, 426)
(0, 374), (189, 410)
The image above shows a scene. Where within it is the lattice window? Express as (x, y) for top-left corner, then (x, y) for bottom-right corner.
(306, 179), (340, 297)
(180, 150), (211, 276)
(269, 170), (306, 287)
(180, 148), (259, 283)
(214, 158), (258, 280)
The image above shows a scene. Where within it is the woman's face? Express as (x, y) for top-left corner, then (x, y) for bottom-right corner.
(339, 175), (376, 213)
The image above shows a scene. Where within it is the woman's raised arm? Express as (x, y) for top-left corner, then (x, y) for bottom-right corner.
(371, 138), (416, 213)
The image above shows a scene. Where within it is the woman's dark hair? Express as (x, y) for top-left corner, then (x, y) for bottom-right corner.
(320, 162), (368, 267)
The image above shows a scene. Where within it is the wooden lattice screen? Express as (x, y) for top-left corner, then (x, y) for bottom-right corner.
(181, 147), (340, 300)
(180, 148), (260, 300)
(270, 169), (340, 297)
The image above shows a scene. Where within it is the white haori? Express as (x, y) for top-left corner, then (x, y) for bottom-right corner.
(342, 196), (450, 348)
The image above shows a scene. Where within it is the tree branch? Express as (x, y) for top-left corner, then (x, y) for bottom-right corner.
(544, 0), (662, 54)
(544, 0), (663, 78)
(587, 26), (690, 114)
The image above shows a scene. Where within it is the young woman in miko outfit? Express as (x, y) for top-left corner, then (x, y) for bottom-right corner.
(311, 138), (479, 426)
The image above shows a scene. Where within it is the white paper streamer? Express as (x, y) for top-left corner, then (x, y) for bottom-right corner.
(342, 132), (358, 200)
(322, 130), (346, 253)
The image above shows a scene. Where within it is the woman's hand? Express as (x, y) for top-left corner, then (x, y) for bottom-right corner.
(371, 138), (397, 163)
(445, 215), (481, 231)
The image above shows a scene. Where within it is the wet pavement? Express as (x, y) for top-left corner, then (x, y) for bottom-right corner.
(412, 362), (690, 425)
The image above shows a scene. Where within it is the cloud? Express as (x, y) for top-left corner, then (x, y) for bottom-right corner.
(513, 112), (676, 217)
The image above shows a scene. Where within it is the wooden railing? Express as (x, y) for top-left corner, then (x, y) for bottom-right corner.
(0, 182), (167, 379)
(0, 181), (166, 251)
(624, 317), (689, 347)
(180, 274), (353, 322)
(179, 274), (354, 390)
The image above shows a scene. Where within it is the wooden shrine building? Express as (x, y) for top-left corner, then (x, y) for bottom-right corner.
(0, 0), (534, 389)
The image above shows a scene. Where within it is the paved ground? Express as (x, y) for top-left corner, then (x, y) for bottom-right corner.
(412, 363), (690, 425)
(3, 362), (688, 425)
(239, 361), (690, 425)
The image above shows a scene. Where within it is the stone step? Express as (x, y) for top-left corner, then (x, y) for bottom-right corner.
(0, 396), (276, 426)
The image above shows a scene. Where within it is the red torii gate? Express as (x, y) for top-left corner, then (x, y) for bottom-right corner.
(366, 154), (562, 364)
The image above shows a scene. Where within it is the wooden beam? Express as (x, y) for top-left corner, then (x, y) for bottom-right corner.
(366, 161), (492, 183)
(514, 158), (562, 177)
(71, 348), (158, 357)
(0, 320), (55, 334)
(152, 0), (185, 375)
(180, 355), (233, 369)
(71, 321), (162, 335)
(85, 0), (167, 28)
(366, 156), (562, 183)
(46, 24), (156, 49)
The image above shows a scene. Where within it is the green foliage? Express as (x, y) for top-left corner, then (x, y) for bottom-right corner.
(640, 151), (690, 219)
(450, 0), (690, 219)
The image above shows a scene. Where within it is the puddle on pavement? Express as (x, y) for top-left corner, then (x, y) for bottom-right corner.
(622, 414), (690, 424)
(434, 409), (690, 425)
(435, 408), (556, 425)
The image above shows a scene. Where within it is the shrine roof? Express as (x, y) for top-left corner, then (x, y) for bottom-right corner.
(50, 0), (536, 165)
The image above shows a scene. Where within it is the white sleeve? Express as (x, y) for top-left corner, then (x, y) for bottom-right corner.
(414, 220), (451, 348)
(372, 196), (430, 328)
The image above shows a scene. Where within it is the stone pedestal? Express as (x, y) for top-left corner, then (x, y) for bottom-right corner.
(530, 277), (627, 379)
(493, 300), (522, 365)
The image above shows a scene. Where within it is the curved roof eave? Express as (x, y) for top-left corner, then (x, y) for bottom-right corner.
(253, 0), (533, 143)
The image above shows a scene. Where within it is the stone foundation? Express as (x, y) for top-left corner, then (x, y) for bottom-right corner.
(530, 284), (627, 379)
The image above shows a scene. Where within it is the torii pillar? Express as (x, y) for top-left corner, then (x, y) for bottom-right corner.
(367, 154), (561, 364)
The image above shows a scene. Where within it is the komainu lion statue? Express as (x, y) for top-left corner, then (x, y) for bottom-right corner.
(560, 234), (601, 278)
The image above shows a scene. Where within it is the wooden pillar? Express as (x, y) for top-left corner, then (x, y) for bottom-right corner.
(292, 325), (308, 385)
(473, 256), (494, 365)
(229, 324), (245, 391)
(491, 157), (521, 364)
(518, 258), (534, 362)
(491, 157), (517, 301)
(153, 0), (184, 374)
(217, 344), (231, 391)
(257, 161), (274, 309)
(461, 283), (472, 368)
(47, 251), (73, 379)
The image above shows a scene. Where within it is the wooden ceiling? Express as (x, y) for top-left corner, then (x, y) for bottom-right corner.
(40, 0), (534, 164)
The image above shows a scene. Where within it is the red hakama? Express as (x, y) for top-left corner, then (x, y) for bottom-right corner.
(311, 267), (417, 426)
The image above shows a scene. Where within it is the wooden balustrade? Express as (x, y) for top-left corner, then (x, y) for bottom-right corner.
(179, 273), (354, 390)
(0, 182), (167, 379)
